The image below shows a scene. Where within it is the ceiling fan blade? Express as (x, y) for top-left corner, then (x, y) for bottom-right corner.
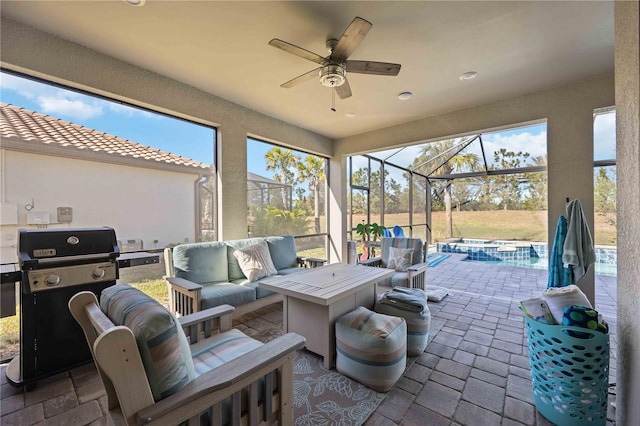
(268, 39), (326, 65)
(346, 60), (401, 76)
(281, 67), (322, 88)
(335, 79), (352, 99)
(331, 17), (372, 61)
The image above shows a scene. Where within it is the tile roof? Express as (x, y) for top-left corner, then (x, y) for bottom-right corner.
(0, 103), (210, 171)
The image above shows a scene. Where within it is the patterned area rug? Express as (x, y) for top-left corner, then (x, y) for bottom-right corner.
(233, 304), (446, 425)
(292, 318), (446, 425)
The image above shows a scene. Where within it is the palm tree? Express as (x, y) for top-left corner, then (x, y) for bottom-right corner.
(264, 147), (300, 208)
(297, 156), (326, 233)
(412, 139), (480, 238)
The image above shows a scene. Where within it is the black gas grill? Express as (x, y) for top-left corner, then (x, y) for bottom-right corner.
(5, 227), (120, 389)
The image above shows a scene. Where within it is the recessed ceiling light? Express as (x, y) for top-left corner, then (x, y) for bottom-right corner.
(397, 92), (413, 101)
(459, 71), (478, 81)
(123, 0), (145, 6)
(345, 112), (356, 118)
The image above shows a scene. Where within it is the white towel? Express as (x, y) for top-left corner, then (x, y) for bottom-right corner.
(542, 284), (592, 324)
(562, 199), (596, 283)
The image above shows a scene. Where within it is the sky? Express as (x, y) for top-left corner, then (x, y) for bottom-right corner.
(0, 72), (215, 165)
(1, 71), (616, 181)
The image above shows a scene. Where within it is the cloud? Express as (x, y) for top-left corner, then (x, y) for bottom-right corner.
(1, 71), (153, 121)
(39, 96), (103, 120)
(107, 101), (158, 119)
(1, 73), (54, 100)
(479, 131), (547, 163)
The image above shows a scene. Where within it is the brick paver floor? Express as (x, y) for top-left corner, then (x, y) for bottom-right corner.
(1, 254), (617, 425)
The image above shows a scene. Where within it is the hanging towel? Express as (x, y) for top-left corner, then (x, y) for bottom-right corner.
(547, 215), (573, 288)
(562, 199), (596, 283)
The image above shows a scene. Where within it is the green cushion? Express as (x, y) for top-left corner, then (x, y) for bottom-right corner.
(100, 284), (196, 401)
(265, 235), (297, 270)
(173, 242), (228, 284)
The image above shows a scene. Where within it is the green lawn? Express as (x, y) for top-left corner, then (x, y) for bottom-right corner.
(353, 210), (616, 246)
(0, 279), (168, 361)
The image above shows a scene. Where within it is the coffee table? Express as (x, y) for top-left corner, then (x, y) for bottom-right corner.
(259, 263), (395, 368)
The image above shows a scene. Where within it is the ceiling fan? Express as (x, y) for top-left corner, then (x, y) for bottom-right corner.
(268, 17), (401, 100)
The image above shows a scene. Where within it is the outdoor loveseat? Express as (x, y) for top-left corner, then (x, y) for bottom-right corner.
(164, 235), (325, 318)
(69, 284), (305, 425)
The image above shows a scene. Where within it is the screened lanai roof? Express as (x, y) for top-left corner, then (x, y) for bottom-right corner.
(363, 122), (549, 180)
(247, 171), (291, 190)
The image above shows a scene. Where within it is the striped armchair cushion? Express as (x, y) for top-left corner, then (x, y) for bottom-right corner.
(191, 329), (263, 376)
(379, 238), (423, 268)
(100, 284), (196, 401)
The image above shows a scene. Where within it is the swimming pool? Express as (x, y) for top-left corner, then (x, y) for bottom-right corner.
(463, 257), (617, 276)
(438, 238), (617, 277)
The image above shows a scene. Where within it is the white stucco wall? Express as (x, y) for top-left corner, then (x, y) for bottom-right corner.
(0, 150), (198, 263)
(614, 1), (640, 424)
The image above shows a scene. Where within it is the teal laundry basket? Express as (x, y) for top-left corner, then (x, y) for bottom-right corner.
(524, 316), (610, 426)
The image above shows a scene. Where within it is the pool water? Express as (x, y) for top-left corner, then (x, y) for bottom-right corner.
(464, 257), (617, 277)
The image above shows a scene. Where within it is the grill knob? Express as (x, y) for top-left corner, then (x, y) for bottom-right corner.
(92, 268), (106, 279)
(45, 275), (61, 286)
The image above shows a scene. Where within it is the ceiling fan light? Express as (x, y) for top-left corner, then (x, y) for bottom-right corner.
(459, 71), (478, 81)
(397, 92), (413, 100)
(319, 65), (346, 87)
(123, 0), (145, 5)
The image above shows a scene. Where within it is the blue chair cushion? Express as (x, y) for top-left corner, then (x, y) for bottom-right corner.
(230, 278), (277, 299)
(173, 242), (229, 284)
(100, 284), (196, 401)
(265, 235), (298, 270)
(200, 282), (256, 310)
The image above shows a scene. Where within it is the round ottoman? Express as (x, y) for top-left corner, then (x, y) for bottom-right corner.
(335, 306), (407, 392)
(375, 287), (431, 356)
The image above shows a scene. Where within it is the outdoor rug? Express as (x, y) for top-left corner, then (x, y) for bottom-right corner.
(426, 253), (451, 267)
(292, 318), (446, 425)
(234, 303), (446, 425)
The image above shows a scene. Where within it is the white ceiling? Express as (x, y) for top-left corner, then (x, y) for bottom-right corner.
(0, 1), (614, 139)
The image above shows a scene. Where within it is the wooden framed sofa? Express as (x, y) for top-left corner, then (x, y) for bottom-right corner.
(360, 237), (428, 290)
(164, 235), (325, 318)
(69, 284), (305, 426)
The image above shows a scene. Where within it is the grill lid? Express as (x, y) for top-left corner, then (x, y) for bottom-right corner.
(18, 227), (119, 269)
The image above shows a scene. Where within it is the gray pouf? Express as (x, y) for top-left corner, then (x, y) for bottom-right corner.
(375, 287), (431, 356)
(335, 306), (406, 392)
